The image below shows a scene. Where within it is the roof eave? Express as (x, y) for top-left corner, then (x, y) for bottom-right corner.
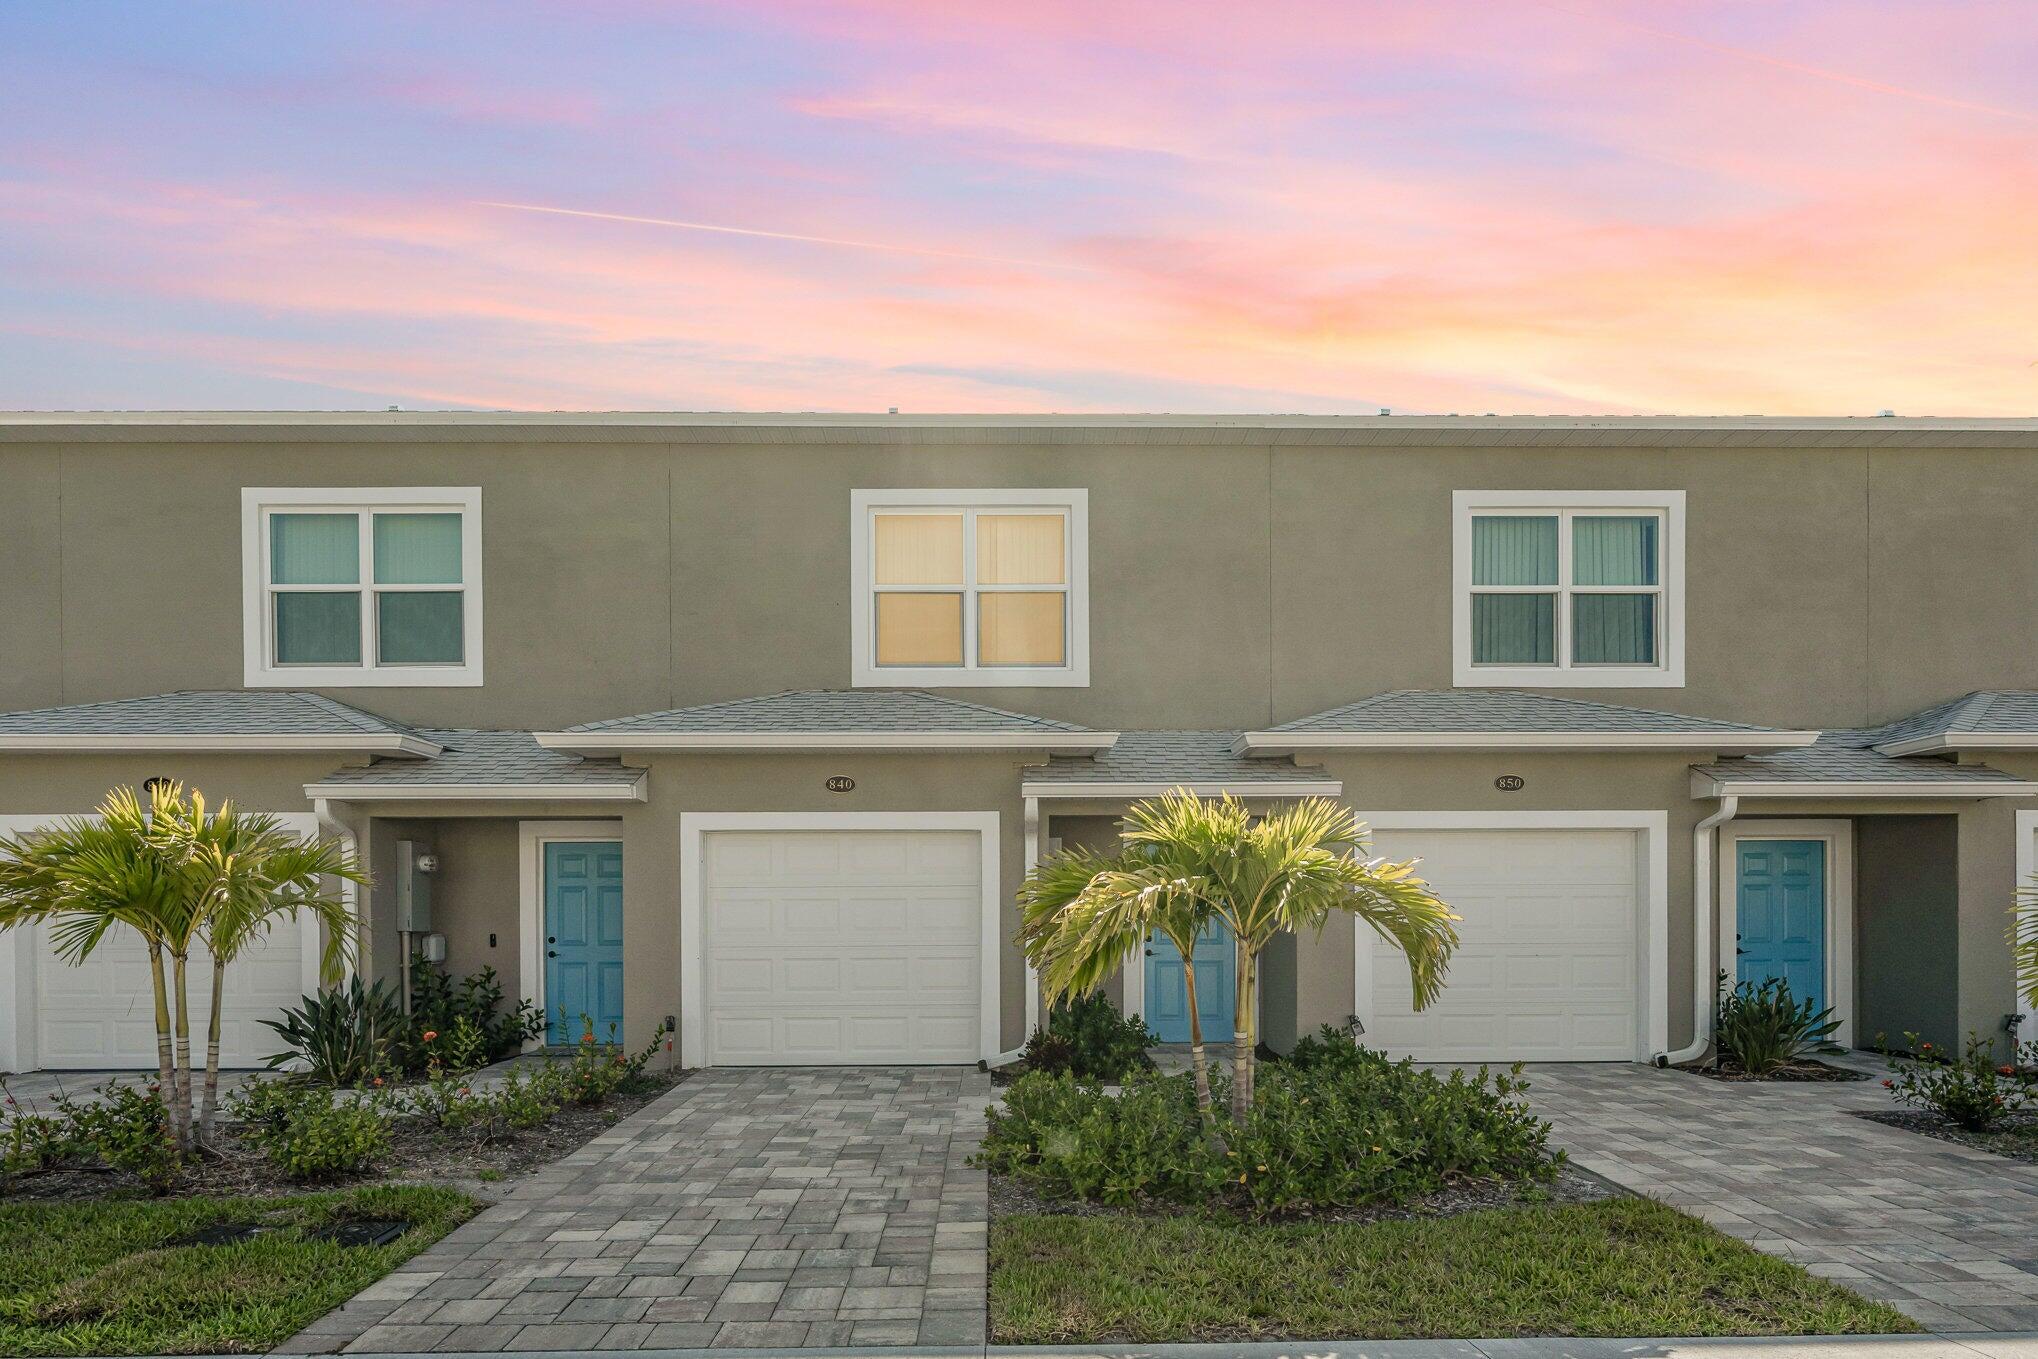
(534, 730), (1118, 755)
(1021, 779), (1343, 799)
(1235, 731), (1820, 756)
(303, 777), (647, 803)
(0, 732), (443, 757)
(1689, 771), (2038, 799)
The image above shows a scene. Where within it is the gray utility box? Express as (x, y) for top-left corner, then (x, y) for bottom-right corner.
(394, 839), (434, 933)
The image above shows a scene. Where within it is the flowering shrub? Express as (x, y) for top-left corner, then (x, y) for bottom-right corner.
(977, 1027), (1554, 1216)
(554, 1016), (668, 1106)
(1884, 1030), (2034, 1131)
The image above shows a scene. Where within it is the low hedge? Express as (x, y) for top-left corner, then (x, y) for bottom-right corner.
(977, 1027), (1556, 1216)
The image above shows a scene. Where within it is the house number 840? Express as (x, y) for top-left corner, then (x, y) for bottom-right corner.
(825, 776), (856, 793)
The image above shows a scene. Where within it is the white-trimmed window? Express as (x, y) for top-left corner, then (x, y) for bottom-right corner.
(241, 487), (483, 687)
(1452, 490), (1684, 688)
(851, 489), (1089, 687)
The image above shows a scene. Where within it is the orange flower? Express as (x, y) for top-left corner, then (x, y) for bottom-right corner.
(421, 1030), (439, 1042)
(1999, 1066), (2016, 1076)
(372, 1077), (385, 1087)
(581, 1033), (594, 1045)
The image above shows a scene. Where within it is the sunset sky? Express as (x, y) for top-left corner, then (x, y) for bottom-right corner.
(2, 1), (2032, 414)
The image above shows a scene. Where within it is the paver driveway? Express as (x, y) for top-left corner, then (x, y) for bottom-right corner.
(284, 1066), (990, 1353)
(1525, 1060), (2038, 1333)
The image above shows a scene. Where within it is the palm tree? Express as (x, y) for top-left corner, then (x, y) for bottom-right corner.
(1022, 791), (1461, 1123)
(156, 791), (363, 1141)
(2011, 874), (2038, 1029)
(1020, 842), (1223, 1121)
(0, 783), (364, 1153)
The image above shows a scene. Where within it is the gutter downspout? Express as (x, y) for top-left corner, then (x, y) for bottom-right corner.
(313, 797), (368, 988)
(1659, 794), (1737, 1066)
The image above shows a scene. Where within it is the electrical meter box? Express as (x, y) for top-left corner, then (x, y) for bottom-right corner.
(395, 839), (434, 932)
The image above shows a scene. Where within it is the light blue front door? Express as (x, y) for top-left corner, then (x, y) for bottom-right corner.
(545, 840), (624, 1044)
(1736, 839), (1827, 1012)
(1144, 920), (1235, 1044)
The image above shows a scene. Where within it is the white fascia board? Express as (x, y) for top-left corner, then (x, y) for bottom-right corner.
(0, 732), (443, 757)
(1020, 780), (1343, 799)
(303, 778), (647, 803)
(1688, 770), (2038, 798)
(1235, 730), (1820, 756)
(1874, 733), (2038, 757)
(535, 730), (1119, 754)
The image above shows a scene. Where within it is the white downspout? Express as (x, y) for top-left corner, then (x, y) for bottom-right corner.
(313, 797), (368, 987)
(1659, 794), (1738, 1066)
(1022, 794), (1042, 1039)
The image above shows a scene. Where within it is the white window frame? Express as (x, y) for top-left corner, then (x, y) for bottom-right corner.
(241, 487), (484, 688)
(850, 488), (1089, 688)
(1452, 490), (1685, 688)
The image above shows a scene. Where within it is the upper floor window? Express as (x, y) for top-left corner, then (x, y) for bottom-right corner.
(1452, 490), (1684, 688)
(851, 489), (1089, 687)
(241, 487), (483, 687)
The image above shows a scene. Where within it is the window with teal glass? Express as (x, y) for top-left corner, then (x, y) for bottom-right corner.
(1465, 506), (1665, 673)
(252, 492), (478, 681)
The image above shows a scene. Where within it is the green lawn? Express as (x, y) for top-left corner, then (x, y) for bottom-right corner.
(0, 1186), (477, 1356)
(991, 1197), (1918, 1343)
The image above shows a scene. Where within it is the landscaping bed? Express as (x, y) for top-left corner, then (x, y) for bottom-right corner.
(0, 1185), (476, 1356)
(1854, 1108), (2038, 1164)
(1676, 1058), (1870, 1083)
(989, 1197), (1918, 1343)
(2, 1066), (685, 1203)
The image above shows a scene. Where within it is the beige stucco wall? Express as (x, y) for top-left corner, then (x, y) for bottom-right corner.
(8, 431), (2038, 735)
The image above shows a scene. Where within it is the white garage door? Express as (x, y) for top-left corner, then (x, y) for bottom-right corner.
(37, 915), (313, 1070)
(700, 829), (982, 1065)
(1364, 827), (1640, 1062)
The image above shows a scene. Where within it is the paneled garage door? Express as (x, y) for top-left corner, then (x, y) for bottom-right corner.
(36, 915), (313, 1070)
(1363, 827), (1640, 1062)
(699, 829), (983, 1065)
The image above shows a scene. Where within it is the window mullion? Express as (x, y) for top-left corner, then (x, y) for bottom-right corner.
(961, 510), (979, 671)
(1555, 511), (1573, 669)
(359, 513), (375, 668)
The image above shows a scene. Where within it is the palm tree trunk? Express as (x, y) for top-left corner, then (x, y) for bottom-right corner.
(1179, 951), (1215, 1125)
(198, 952), (225, 1145)
(144, 941), (177, 1154)
(169, 950), (193, 1154)
(1229, 948), (1256, 1124)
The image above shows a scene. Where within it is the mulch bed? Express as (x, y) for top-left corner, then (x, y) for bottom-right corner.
(1852, 1108), (2038, 1164)
(1674, 1058), (1870, 1082)
(1, 1067), (689, 1203)
(990, 1158), (1623, 1227)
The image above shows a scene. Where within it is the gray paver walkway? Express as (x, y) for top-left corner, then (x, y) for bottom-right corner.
(282, 1066), (989, 1353)
(1523, 1059), (2038, 1333)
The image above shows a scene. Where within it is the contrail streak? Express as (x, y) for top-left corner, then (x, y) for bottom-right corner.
(474, 200), (1093, 272)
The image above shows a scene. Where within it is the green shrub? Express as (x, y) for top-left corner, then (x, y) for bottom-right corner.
(550, 1016), (668, 1106)
(410, 965), (545, 1069)
(1885, 1030), (2033, 1131)
(64, 1083), (180, 1193)
(261, 977), (407, 1084)
(978, 1027), (1554, 1216)
(235, 1084), (390, 1181)
(1714, 973), (1839, 1074)
(1022, 995), (1156, 1081)
(0, 1080), (89, 1176)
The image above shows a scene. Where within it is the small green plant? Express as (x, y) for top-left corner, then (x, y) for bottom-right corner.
(262, 977), (407, 1084)
(409, 965), (545, 1069)
(1022, 995), (1155, 1081)
(233, 1083), (390, 1181)
(551, 1016), (668, 1106)
(1884, 1030), (2033, 1131)
(1713, 973), (1839, 1075)
(0, 1079), (88, 1176)
(63, 1082), (181, 1193)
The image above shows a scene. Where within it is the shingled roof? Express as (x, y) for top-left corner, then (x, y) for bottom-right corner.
(540, 689), (1114, 753)
(0, 691), (439, 754)
(1692, 727), (2038, 795)
(1023, 732), (1338, 795)
(306, 730), (643, 801)
(1872, 692), (2038, 753)
(1238, 690), (1815, 753)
